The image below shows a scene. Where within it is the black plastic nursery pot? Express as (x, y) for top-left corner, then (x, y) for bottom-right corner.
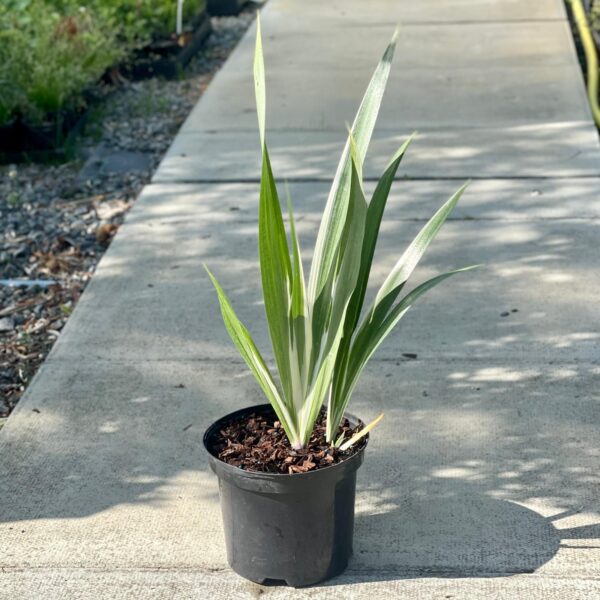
(207, 0), (247, 16)
(0, 111), (87, 163)
(0, 119), (19, 154)
(121, 11), (211, 81)
(203, 403), (367, 587)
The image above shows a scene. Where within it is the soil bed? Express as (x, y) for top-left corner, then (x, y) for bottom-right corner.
(211, 410), (365, 474)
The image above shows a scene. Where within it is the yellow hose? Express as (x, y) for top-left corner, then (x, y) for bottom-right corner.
(569, 0), (600, 126)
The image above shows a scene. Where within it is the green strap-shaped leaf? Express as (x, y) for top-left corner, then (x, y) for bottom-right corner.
(335, 266), (480, 422)
(350, 134), (416, 330)
(254, 18), (295, 408)
(307, 31), (398, 309)
(310, 152), (367, 382)
(254, 14), (266, 147)
(258, 145), (294, 407)
(326, 154), (367, 356)
(331, 134), (415, 404)
(299, 333), (342, 446)
(301, 182), (366, 442)
(286, 186), (309, 411)
(320, 156), (368, 441)
(205, 266), (300, 445)
(368, 182), (469, 321)
(286, 186), (305, 320)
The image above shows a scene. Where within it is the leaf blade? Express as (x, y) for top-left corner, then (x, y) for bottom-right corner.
(258, 146), (294, 407)
(334, 265), (480, 427)
(307, 31), (398, 307)
(205, 266), (299, 444)
(332, 134), (415, 405)
(369, 182), (469, 320)
(286, 185), (305, 320)
(253, 14), (266, 147)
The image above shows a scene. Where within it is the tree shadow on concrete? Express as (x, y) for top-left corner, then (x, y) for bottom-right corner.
(1, 177), (599, 581)
(333, 498), (600, 585)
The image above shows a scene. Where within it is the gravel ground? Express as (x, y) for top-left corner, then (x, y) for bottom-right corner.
(0, 6), (257, 426)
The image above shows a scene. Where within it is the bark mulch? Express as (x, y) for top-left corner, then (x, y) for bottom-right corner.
(213, 410), (365, 475)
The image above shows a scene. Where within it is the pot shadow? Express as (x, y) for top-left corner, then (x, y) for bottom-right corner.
(318, 492), (572, 586)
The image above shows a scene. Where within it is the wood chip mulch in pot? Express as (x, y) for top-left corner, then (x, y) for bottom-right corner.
(212, 410), (365, 474)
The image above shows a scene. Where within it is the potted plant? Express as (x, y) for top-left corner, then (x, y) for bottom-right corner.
(203, 18), (478, 587)
(116, 0), (211, 80)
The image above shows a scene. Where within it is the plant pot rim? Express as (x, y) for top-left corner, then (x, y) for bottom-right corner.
(203, 403), (368, 483)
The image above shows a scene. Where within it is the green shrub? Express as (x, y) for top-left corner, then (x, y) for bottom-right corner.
(0, 31), (22, 124)
(0, 1), (122, 123)
(111, 0), (207, 46)
(0, 0), (208, 126)
(62, 0), (207, 49)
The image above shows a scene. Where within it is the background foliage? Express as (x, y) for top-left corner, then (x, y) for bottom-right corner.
(0, 0), (206, 125)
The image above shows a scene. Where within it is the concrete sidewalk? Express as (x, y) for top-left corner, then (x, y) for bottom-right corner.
(2, 0), (600, 597)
